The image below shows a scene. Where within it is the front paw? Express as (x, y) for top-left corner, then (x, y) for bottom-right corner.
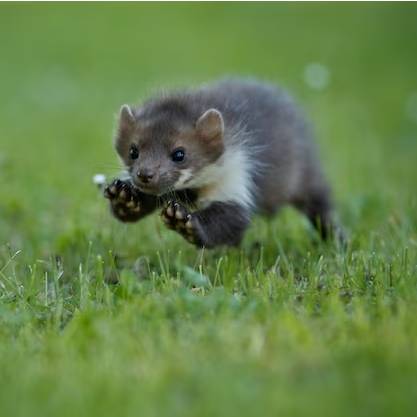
(104, 179), (141, 222)
(161, 201), (201, 245)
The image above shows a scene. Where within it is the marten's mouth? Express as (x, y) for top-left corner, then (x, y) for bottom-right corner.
(130, 176), (170, 196)
(128, 180), (153, 195)
(137, 183), (166, 196)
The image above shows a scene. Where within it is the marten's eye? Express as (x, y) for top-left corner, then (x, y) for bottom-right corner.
(129, 145), (139, 160)
(171, 148), (185, 163)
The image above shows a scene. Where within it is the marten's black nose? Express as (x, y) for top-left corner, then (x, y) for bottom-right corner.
(137, 170), (154, 184)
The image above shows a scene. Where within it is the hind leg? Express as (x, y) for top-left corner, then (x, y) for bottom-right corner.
(293, 187), (337, 240)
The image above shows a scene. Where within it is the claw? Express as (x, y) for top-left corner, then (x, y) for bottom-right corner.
(185, 216), (193, 229)
(166, 205), (174, 217)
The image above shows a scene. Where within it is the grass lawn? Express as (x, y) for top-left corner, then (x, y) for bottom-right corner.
(1, 3), (417, 417)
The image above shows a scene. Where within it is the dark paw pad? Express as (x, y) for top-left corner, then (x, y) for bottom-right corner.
(104, 179), (141, 219)
(161, 201), (198, 244)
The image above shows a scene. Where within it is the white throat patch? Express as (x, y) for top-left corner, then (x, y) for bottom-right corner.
(182, 146), (255, 209)
(175, 169), (194, 188)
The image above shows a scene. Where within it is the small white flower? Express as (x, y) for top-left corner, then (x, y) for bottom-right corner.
(93, 173), (107, 186)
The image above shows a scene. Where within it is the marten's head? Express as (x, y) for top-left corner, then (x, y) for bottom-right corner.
(114, 98), (225, 196)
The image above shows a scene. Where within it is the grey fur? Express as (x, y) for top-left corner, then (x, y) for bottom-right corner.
(107, 78), (338, 247)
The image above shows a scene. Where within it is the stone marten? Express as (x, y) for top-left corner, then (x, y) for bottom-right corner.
(104, 78), (339, 248)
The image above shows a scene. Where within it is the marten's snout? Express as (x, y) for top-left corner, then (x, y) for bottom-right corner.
(136, 170), (155, 184)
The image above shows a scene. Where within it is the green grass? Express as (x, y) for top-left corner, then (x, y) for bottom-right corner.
(1, 3), (417, 417)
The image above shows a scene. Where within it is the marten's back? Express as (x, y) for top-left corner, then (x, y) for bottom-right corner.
(191, 79), (327, 215)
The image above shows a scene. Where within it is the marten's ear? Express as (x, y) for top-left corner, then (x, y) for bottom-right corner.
(118, 104), (136, 136)
(195, 109), (224, 161)
(115, 105), (136, 157)
(196, 109), (224, 142)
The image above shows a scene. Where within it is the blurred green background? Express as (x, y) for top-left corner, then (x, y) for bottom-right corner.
(1, 3), (416, 252)
(0, 3), (417, 417)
